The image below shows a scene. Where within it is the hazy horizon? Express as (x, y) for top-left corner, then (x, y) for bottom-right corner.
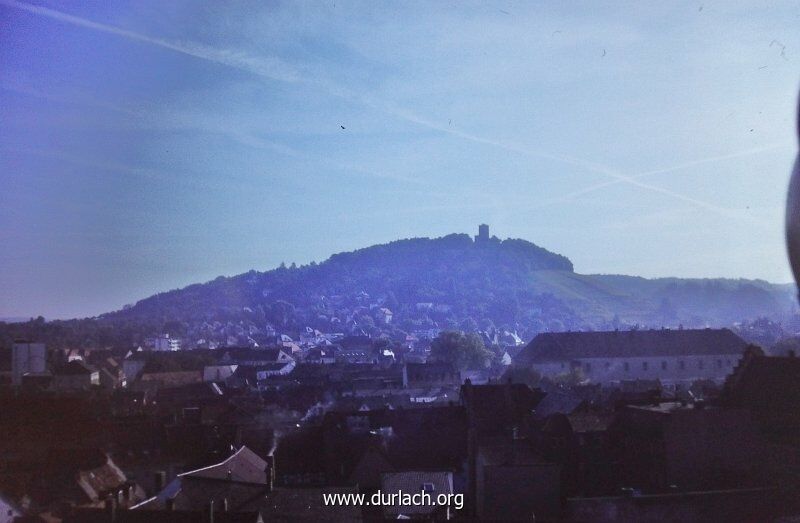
(1, 1), (799, 319)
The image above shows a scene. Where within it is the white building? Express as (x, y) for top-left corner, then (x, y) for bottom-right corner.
(0, 493), (22, 523)
(516, 328), (749, 386)
(153, 334), (181, 352)
(11, 340), (47, 387)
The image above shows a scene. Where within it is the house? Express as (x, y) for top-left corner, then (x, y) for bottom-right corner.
(313, 406), (468, 488)
(242, 487), (362, 522)
(608, 401), (780, 492)
(152, 334), (181, 352)
(0, 492), (22, 523)
(133, 446), (272, 512)
(461, 381), (545, 441)
(381, 471), (456, 519)
(8, 449), (146, 516)
(304, 346), (337, 365)
(203, 364), (238, 382)
(722, 348), (800, 446)
(53, 360), (100, 391)
(97, 357), (126, 389)
(138, 370), (203, 390)
(219, 348), (293, 367)
(11, 340), (47, 387)
(475, 444), (561, 521)
(402, 363), (460, 389)
(122, 351), (148, 381)
(348, 446), (394, 491)
(230, 362), (296, 390)
(516, 328), (748, 385)
(376, 308), (393, 325)
(336, 348), (375, 365)
(75, 454), (147, 508)
(254, 361), (295, 378)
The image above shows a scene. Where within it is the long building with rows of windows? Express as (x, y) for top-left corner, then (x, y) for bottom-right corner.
(515, 328), (749, 385)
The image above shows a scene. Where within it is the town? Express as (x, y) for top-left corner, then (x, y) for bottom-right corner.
(3, 311), (800, 521)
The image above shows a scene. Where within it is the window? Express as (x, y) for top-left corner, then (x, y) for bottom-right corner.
(642, 361), (648, 371)
(624, 362), (630, 372)
(661, 361), (667, 370)
(422, 482), (435, 493)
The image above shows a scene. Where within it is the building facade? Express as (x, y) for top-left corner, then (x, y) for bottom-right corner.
(516, 328), (749, 386)
(11, 340), (47, 387)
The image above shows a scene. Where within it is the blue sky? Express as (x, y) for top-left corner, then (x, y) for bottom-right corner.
(0, 0), (798, 319)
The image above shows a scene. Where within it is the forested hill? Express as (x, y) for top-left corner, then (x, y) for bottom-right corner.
(103, 233), (574, 324)
(1, 233), (796, 349)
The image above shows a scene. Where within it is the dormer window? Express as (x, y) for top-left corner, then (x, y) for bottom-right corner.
(422, 482), (435, 493)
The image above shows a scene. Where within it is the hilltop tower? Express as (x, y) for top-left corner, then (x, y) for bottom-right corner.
(475, 224), (489, 243)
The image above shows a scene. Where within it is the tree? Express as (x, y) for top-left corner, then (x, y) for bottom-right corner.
(459, 317), (479, 333)
(429, 330), (492, 370)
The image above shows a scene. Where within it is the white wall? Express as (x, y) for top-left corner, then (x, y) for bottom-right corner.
(0, 496), (21, 523)
(11, 342), (46, 386)
(533, 354), (742, 385)
(154, 336), (180, 351)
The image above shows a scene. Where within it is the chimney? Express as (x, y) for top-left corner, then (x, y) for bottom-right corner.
(223, 498), (229, 512)
(154, 471), (166, 494)
(104, 495), (116, 523)
(207, 500), (215, 523)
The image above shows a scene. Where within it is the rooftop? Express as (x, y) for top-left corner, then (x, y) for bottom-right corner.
(517, 328), (748, 363)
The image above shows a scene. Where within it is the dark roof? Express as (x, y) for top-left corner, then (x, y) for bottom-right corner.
(723, 354), (800, 441)
(244, 487), (362, 521)
(517, 328), (747, 363)
(63, 508), (262, 523)
(533, 390), (585, 419)
(222, 348), (290, 363)
(58, 360), (98, 375)
(381, 472), (453, 516)
(567, 410), (615, 433)
(478, 444), (546, 466)
(339, 336), (372, 349)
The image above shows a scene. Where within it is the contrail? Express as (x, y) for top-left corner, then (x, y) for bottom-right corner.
(378, 102), (734, 214)
(0, 0), (735, 214)
(530, 142), (792, 212)
(0, 0), (300, 83)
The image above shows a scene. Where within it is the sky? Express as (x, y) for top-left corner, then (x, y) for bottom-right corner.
(0, 0), (798, 319)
